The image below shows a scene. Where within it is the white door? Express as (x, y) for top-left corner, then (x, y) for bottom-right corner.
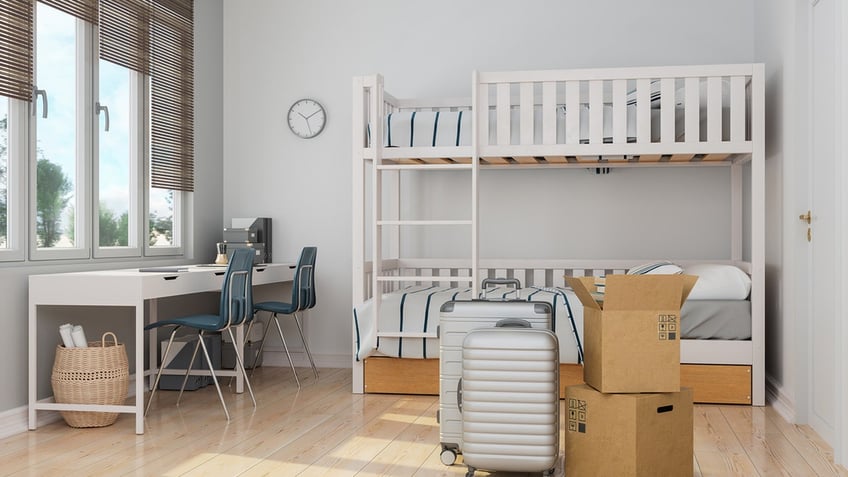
(805, 0), (841, 451)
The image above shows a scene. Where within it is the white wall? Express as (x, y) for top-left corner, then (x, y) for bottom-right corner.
(221, 0), (755, 365)
(753, 0), (799, 418)
(0, 0), (225, 415)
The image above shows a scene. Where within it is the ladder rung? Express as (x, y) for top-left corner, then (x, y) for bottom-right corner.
(376, 276), (473, 283)
(377, 331), (438, 339)
(377, 220), (472, 226)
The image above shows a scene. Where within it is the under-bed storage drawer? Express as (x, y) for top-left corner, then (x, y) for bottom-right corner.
(681, 364), (752, 405)
(364, 357), (439, 395)
(362, 358), (752, 405)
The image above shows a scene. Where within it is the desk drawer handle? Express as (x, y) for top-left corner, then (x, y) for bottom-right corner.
(214, 271), (226, 276)
(163, 276), (178, 281)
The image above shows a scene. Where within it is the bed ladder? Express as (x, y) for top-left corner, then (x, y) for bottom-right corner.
(364, 75), (480, 340)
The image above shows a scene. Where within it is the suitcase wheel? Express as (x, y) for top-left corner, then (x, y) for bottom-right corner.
(464, 466), (476, 477)
(439, 448), (457, 466)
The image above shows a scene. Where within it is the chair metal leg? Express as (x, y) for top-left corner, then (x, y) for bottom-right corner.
(176, 334), (203, 406)
(293, 312), (319, 379)
(272, 313), (301, 388)
(226, 328), (257, 408)
(145, 327), (180, 417)
(198, 330), (230, 420)
(249, 313), (273, 378)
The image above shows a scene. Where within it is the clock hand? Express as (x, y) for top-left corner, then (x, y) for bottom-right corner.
(298, 112), (308, 120)
(305, 109), (321, 119)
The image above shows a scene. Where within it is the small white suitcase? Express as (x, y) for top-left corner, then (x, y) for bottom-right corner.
(460, 326), (560, 477)
(438, 279), (552, 467)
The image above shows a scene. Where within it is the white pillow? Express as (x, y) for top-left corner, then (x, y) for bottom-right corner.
(627, 261), (683, 275)
(684, 264), (752, 300)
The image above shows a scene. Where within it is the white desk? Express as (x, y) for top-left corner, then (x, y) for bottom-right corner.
(28, 263), (295, 434)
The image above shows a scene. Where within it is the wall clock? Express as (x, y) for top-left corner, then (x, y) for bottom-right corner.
(287, 98), (326, 139)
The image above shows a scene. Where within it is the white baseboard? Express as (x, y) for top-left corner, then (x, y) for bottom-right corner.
(0, 374), (140, 441)
(766, 373), (796, 423)
(259, 348), (351, 369)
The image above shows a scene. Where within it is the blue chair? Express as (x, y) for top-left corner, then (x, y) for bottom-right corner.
(251, 246), (318, 387)
(145, 248), (257, 420)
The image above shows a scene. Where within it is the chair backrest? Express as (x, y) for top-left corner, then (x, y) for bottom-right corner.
(291, 246), (317, 312)
(219, 248), (255, 329)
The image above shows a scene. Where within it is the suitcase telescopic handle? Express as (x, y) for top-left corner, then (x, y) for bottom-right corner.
(495, 318), (532, 328)
(480, 277), (522, 299)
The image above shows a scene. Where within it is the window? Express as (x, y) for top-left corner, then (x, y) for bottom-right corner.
(30, 2), (87, 258)
(0, 0), (193, 263)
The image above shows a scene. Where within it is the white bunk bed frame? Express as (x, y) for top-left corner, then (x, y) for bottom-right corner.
(352, 63), (765, 405)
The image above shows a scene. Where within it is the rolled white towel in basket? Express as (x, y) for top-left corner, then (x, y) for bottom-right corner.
(59, 323), (75, 348)
(71, 325), (88, 348)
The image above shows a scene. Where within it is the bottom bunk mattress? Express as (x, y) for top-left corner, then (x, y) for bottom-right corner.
(353, 285), (752, 363)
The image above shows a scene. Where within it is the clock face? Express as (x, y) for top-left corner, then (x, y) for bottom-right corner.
(287, 99), (326, 139)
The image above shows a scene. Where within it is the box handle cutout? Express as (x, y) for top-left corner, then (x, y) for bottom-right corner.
(657, 405), (674, 414)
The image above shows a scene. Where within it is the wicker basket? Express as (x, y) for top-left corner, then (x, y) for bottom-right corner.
(51, 332), (129, 428)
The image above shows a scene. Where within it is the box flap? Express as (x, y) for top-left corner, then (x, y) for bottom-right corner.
(680, 274), (698, 303)
(565, 276), (602, 310)
(603, 275), (695, 310)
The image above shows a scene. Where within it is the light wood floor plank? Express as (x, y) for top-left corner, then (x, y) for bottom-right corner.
(722, 405), (817, 476)
(764, 406), (848, 476)
(693, 405), (760, 476)
(2, 368), (848, 477)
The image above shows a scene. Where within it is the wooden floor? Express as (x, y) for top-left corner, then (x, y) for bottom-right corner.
(2, 367), (847, 476)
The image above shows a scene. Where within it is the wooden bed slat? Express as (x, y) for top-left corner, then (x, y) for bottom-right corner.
(685, 77), (700, 143)
(636, 78), (651, 144)
(731, 75), (746, 142)
(565, 81), (580, 144)
(497, 83), (510, 145)
(612, 79), (627, 144)
(542, 81), (556, 145)
(589, 80), (604, 145)
(520, 82), (534, 146)
(661, 77), (676, 143)
(707, 76), (723, 142)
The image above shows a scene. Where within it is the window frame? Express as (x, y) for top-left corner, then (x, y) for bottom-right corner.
(92, 59), (144, 259)
(0, 98), (28, 262)
(0, 0), (191, 265)
(29, 12), (91, 261)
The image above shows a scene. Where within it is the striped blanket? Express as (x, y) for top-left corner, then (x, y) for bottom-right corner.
(353, 285), (584, 363)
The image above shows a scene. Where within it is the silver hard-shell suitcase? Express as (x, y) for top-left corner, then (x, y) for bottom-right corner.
(438, 278), (552, 467)
(460, 326), (560, 477)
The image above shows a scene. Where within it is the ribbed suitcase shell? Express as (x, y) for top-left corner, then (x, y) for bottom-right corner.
(438, 300), (552, 464)
(461, 327), (560, 475)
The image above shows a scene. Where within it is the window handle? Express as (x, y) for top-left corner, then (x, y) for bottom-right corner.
(96, 102), (110, 132)
(32, 88), (47, 118)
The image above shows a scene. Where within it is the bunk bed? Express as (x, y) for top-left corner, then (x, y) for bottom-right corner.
(351, 64), (765, 405)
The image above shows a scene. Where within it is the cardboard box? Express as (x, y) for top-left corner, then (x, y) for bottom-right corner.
(565, 384), (693, 477)
(567, 274), (697, 393)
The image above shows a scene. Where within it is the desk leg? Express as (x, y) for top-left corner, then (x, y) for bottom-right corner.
(28, 302), (37, 430)
(136, 301), (145, 435)
(148, 299), (158, 392)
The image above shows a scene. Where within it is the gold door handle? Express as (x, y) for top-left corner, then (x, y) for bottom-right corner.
(800, 210), (812, 224)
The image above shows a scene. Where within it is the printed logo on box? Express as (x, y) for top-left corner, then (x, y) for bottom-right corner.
(657, 314), (678, 340)
(568, 398), (587, 433)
